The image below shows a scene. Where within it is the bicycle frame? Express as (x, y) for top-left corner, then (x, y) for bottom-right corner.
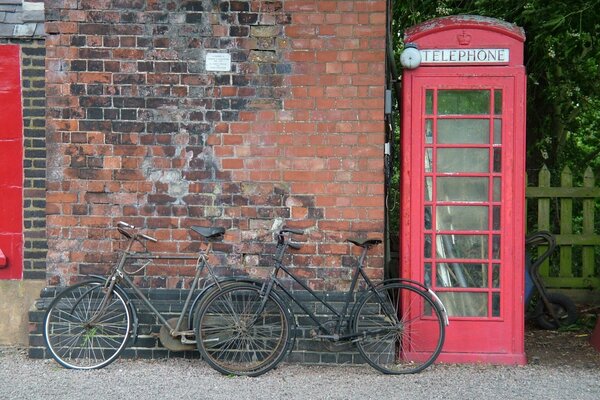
(99, 226), (223, 341)
(262, 237), (389, 341)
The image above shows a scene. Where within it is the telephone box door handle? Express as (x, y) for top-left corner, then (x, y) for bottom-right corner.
(0, 248), (6, 268)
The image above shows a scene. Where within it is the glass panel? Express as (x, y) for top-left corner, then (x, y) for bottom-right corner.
(436, 262), (487, 287)
(493, 148), (501, 172)
(426, 89), (433, 115)
(493, 206), (501, 230)
(437, 177), (488, 202)
(494, 119), (502, 144)
(424, 262), (432, 287)
(437, 292), (488, 317)
(437, 119), (489, 144)
(424, 234), (432, 258)
(492, 263), (500, 288)
(424, 177), (432, 201)
(425, 148), (433, 172)
(492, 292), (500, 317)
(492, 235), (501, 259)
(436, 234), (488, 259)
(425, 119), (433, 144)
(436, 206), (488, 230)
(437, 148), (489, 173)
(437, 90), (490, 115)
(424, 206), (432, 229)
(494, 90), (502, 115)
(493, 177), (501, 201)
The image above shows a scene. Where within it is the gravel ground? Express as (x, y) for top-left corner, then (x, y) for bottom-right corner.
(0, 347), (598, 400)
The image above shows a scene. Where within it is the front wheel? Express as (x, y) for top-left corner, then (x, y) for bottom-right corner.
(43, 281), (132, 369)
(194, 282), (291, 376)
(353, 283), (445, 374)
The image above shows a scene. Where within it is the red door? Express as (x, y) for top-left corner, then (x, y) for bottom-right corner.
(0, 45), (24, 280)
(402, 70), (526, 363)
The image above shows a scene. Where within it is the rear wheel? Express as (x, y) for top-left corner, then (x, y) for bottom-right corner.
(44, 281), (132, 369)
(353, 283), (445, 374)
(195, 282), (291, 376)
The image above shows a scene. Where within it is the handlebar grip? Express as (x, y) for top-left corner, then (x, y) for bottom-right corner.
(138, 233), (158, 243)
(288, 242), (302, 250)
(280, 228), (304, 235)
(117, 221), (135, 229)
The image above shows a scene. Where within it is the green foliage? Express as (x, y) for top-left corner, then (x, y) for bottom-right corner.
(392, 0), (600, 180)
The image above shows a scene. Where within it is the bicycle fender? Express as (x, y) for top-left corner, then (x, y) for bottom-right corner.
(87, 275), (140, 343)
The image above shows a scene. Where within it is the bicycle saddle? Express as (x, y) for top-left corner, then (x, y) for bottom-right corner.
(191, 226), (226, 239)
(346, 238), (382, 248)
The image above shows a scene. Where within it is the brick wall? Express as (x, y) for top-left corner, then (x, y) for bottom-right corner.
(44, 0), (387, 288)
(0, 38), (47, 280)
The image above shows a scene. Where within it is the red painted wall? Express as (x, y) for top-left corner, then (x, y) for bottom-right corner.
(0, 44), (24, 280)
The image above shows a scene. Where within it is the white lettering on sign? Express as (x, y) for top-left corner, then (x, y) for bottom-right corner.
(420, 48), (510, 65)
(206, 53), (231, 72)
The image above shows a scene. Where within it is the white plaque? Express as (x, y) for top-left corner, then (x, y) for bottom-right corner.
(205, 53), (231, 72)
(420, 48), (510, 65)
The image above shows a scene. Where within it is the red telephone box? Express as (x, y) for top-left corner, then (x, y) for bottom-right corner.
(401, 16), (526, 364)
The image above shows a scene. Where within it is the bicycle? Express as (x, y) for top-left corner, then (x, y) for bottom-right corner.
(194, 228), (449, 376)
(43, 221), (229, 369)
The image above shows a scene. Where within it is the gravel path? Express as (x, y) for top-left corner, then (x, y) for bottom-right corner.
(1, 346), (598, 400)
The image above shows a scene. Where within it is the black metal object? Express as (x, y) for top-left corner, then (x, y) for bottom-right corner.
(525, 231), (578, 329)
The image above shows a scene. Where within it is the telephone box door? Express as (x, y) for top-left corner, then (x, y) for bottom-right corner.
(403, 73), (525, 363)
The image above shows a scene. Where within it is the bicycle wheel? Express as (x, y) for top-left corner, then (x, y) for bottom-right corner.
(195, 282), (291, 376)
(44, 281), (132, 369)
(353, 282), (445, 374)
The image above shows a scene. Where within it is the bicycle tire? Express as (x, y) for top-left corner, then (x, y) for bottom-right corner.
(534, 292), (578, 329)
(44, 281), (132, 369)
(353, 282), (445, 374)
(194, 282), (291, 376)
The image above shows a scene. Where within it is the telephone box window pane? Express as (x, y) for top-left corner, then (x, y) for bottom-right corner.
(494, 119), (502, 144)
(492, 292), (500, 317)
(438, 119), (489, 144)
(493, 206), (501, 230)
(437, 235), (488, 259)
(492, 235), (501, 259)
(437, 292), (488, 317)
(493, 148), (502, 172)
(436, 262), (487, 288)
(437, 90), (490, 115)
(493, 177), (501, 201)
(436, 206), (488, 230)
(437, 177), (488, 202)
(424, 206), (432, 229)
(437, 148), (489, 173)
(424, 262), (432, 287)
(492, 264), (500, 288)
(424, 234), (432, 258)
(494, 90), (502, 115)
(425, 177), (432, 201)
(425, 148), (433, 172)
(425, 119), (433, 143)
(426, 89), (434, 115)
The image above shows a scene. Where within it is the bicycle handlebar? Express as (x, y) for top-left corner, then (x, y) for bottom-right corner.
(117, 221), (158, 243)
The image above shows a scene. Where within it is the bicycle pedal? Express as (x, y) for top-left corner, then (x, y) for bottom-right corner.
(180, 336), (196, 345)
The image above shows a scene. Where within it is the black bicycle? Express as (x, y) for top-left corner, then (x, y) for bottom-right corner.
(194, 228), (449, 376)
